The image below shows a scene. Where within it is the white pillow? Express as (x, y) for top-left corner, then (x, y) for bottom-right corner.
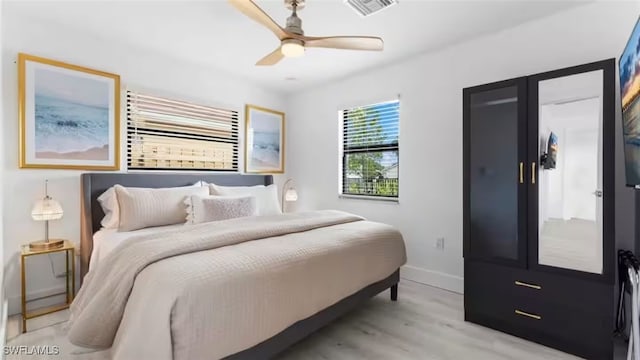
(209, 184), (281, 216)
(114, 184), (209, 231)
(97, 181), (205, 229)
(185, 195), (257, 225)
(97, 188), (120, 229)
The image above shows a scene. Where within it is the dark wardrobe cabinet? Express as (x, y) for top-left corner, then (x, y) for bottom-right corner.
(463, 59), (616, 360)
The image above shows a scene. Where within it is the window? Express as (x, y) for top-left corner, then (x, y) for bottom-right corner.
(127, 91), (238, 171)
(340, 99), (399, 199)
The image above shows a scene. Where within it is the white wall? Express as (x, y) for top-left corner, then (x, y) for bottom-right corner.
(539, 110), (553, 230)
(0, 0), (7, 344)
(286, 1), (640, 293)
(563, 128), (599, 221)
(540, 99), (600, 223)
(539, 127), (568, 219)
(1, 7), (287, 314)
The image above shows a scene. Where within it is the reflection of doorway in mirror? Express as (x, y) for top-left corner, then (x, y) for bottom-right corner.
(538, 96), (603, 274)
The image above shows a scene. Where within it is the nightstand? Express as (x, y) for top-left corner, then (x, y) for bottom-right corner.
(20, 240), (75, 333)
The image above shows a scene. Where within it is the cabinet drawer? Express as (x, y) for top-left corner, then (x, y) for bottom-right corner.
(465, 261), (611, 313)
(465, 260), (613, 359)
(467, 292), (611, 359)
(519, 269), (611, 313)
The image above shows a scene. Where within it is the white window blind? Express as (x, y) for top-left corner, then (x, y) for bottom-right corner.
(341, 99), (399, 198)
(127, 91), (238, 171)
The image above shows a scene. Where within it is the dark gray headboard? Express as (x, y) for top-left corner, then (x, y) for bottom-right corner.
(80, 172), (273, 279)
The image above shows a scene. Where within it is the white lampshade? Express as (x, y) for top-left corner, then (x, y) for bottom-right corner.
(281, 41), (305, 58)
(285, 188), (298, 202)
(31, 198), (63, 221)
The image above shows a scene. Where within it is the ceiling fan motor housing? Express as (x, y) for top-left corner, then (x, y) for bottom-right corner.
(285, 8), (304, 35)
(285, 0), (306, 11)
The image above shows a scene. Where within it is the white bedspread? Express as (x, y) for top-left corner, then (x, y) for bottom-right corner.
(69, 210), (406, 360)
(90, 224), (183, 271)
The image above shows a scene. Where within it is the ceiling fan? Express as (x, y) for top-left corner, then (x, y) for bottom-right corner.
(228, 0), (384, 66)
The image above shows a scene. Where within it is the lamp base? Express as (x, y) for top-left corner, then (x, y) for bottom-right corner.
(29, 239), (64, 251)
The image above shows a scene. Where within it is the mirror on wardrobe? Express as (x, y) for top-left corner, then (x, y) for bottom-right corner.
(537, 70), (603, 274)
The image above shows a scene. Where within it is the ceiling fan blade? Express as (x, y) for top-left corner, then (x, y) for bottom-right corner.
(256, 47), (284, 66)
(228, 0), (288, 40)
(303, 36), (384, 51)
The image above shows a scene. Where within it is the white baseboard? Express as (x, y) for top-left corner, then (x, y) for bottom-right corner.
(7, 286), (67, 316)
(400, 265), (464, 294)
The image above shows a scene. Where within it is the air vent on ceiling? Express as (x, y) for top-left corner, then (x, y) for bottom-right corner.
(344, 0), (397, 17)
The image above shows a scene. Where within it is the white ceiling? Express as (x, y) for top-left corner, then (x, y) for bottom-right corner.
(540, 69), (603, 106)
(7, 0), (590, 93)
(540, 70), (602, 131)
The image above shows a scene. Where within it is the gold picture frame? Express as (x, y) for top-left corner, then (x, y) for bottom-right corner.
(19, 53), (120, 170)
(244, 104), (285, 174)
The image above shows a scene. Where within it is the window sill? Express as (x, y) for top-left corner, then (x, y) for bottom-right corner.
(338, 194), (399, 203)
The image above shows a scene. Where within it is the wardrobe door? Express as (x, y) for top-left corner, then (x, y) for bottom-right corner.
(463, 78), (528, 267)
(527, 59), (615, 282)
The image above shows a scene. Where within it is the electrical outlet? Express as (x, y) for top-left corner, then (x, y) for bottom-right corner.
(436, 237), (445, 250)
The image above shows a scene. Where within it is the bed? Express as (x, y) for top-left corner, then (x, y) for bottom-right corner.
(74, 172), (406, 360)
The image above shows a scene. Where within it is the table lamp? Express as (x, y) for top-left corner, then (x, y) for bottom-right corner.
(30, 180), (64, 251)
(281, 178), (298, 213)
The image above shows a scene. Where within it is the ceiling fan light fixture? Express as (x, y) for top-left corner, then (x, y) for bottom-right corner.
(228, 0), (384, 66)
(281, 39), (305, 58)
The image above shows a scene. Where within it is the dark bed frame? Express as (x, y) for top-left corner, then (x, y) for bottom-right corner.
(79, 172), (400, 359)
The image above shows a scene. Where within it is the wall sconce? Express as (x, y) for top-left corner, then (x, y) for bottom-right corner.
(281, 178), (298, 213)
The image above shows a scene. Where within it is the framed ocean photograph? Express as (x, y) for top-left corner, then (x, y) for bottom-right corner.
(245, 104), (284, 173)
(19, 53), (120, 170)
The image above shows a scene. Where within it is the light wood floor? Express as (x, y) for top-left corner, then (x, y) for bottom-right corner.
(6, 280), (624, 359)
(539, 218), (602, 274)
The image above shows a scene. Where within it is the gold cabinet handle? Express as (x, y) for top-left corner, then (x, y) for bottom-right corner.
(515, 309), (541, 320)
(519, 162), (524, 184)
(531, 162), (536, 184)
(514, 281), (541, 290)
